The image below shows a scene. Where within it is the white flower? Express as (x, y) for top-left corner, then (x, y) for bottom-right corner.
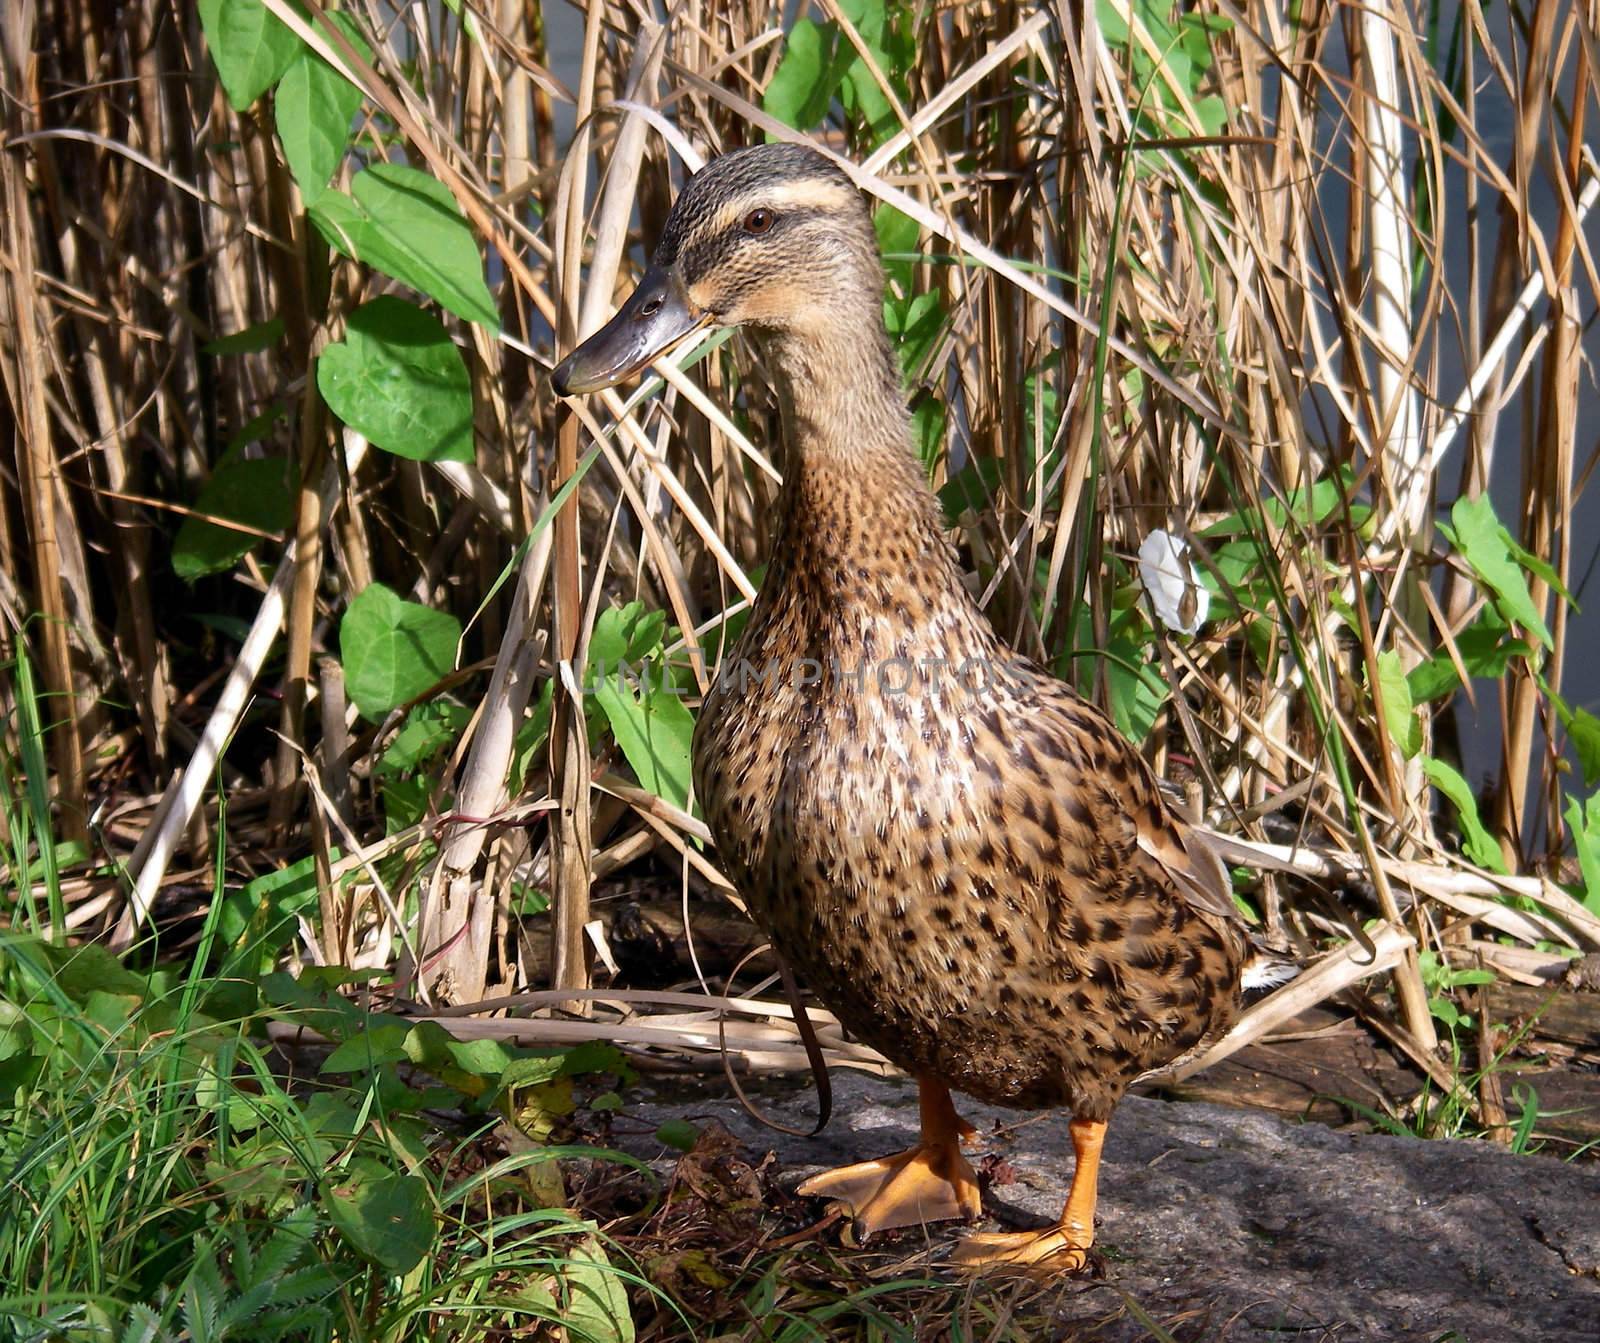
(1138, 529), (1209, 636)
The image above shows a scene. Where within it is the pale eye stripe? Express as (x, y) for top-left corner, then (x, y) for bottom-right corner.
(712, 180), (860, 232)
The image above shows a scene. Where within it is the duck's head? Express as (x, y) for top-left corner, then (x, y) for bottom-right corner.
(552, 143), (881, 396)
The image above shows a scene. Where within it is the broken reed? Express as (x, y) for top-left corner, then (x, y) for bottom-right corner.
(0, 0), (1596, 1032)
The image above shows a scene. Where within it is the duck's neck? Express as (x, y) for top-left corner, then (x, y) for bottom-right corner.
(770, 320), (908, 458)
(765, 319), (933, 529)
(751, 321), (997, 661)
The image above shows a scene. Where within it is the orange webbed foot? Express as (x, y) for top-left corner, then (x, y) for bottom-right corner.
(949, 1226), (1092, 1276)
(951, 1114), (1107, 1278)
(795, 1077), (982, 1236)
(797, 1140), (982, 1234)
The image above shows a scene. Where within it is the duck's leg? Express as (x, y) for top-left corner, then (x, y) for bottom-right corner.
(796, 1077), (981, 1234)
(950, 1115), (1105, 1274)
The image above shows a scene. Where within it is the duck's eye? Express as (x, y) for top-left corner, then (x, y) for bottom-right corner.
(743, 208), (776, 235)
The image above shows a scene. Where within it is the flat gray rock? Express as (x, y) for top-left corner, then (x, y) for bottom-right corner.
(618, 1068), (1600, 1341)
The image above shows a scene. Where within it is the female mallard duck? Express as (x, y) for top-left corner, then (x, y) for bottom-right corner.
(555, 142), (1284, 1272)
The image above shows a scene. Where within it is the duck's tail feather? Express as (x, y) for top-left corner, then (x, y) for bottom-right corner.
(1240, 943), (1301, 996)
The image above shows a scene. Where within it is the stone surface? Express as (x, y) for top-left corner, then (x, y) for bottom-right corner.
(618, 1068), (1600, 1342)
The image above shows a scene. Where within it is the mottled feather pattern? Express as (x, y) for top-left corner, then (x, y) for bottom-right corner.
(695, 437), (1248, 1123)
(628, 142), (1255, 1128)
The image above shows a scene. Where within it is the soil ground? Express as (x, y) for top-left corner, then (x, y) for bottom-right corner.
(611, 1040), (1600, 1342)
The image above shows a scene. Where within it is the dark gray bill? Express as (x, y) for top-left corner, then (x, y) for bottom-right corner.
(551, 265), (707, 396)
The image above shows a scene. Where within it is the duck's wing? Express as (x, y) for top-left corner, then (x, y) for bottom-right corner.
(1133, 801), (1239, 928)
(1022, 672), (1241, 930)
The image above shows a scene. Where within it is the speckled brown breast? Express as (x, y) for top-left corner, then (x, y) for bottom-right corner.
(692, 451), (1248, 1123)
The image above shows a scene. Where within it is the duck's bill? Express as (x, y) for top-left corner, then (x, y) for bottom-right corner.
(551, 266), (710, 396)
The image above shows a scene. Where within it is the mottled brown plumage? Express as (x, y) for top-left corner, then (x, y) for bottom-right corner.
(555, 143), (1270, 1273)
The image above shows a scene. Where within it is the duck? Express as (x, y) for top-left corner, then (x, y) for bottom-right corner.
(553, 141), (1287, 1273)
